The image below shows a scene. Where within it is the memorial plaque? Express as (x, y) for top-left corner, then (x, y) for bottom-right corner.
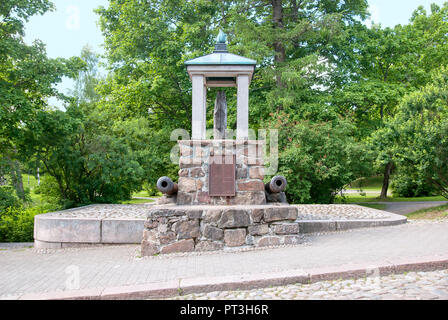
(209, 155), (236, 196)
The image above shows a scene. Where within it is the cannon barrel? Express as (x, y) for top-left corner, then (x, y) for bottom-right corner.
(157, 176), (178, 195)
(265, 176), (287, 193)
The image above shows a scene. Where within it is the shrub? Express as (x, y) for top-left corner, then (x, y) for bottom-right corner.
(0, 207), (43, 242)
(26, 109), (145, 205)
(391, 173), (436, 198)
(0, 186), (20, 212)
(38, 175), (66, 206)
(270, 114), (372, 204)
(387, 69), (448, 199)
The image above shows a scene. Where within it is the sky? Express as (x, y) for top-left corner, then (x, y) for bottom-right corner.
(23, 0), (448, 103)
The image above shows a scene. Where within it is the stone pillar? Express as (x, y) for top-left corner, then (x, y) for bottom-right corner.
(236, 74), (249, 140)
(203, 84), (207, 139)
(192, 75), (206, 140)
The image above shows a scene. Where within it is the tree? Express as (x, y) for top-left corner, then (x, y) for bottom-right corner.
(332, 3), (448, 198)
(96, 0), (370, 127)
(23, 102), (146, 205)
(385, 69), (448, 199)
(270, 112), (371, 204)
(20, 44), (148, 205)
(72, 45), (101, 105)
(96, 0), (227, 129)
(226, 0), (369, 120)
(0, 0), (83, 200)
(95, 0), (371, 199)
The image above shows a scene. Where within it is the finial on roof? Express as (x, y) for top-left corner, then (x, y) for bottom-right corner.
(213, 29), (228, 53)
(216, 30), (227, 44)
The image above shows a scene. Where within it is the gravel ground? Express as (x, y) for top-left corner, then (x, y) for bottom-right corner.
(168, 269), (448, 300)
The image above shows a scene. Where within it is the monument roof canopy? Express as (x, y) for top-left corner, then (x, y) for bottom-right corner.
(185, 30), (256, 66)
(185, 52), (256, 66)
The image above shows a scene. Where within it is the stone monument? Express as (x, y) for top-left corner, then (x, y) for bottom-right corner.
(31, 32), (408, 250)
(141, 31), (300, 255)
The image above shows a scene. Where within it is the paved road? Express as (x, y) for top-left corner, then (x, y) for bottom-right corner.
(342, 190), (385, 195)
(172, 269), (448, 300)
(368, 201), (448, 215)
(1, 221), (448, 298)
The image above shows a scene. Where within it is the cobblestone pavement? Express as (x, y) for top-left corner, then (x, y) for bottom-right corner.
(170, 270), (448, 300)
(1, 221), (448, 298)
(38, 203), (393, 220)
(40, 204), (155, 219)
(294, 204), (392, 220)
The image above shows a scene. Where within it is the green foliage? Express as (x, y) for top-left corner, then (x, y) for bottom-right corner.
(24, 106), (146, 205)
(333, 4), (448, 134)
(36, 175), (69, 207)
(387, 68), (448, 199)
(391, 173), (436, 198)
(349, 176), (383, 190)
(0, 0), (84, 201)
(227, 0), (369, 123)
(270, 113), (371, 204)
(95, 0), (224, 129)
(0, 186), (20, 212)
(0, 206), (46, 242)
(333, 3), (448, 197)
(95, 0), (371, 201)
(106, 117), (179, 195)
(3, 0), (448, 210)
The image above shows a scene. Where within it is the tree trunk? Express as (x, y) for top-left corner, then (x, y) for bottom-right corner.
(380, 162), (394, 199)
(271, 0), (286, 113)
(213, 91), (227, 140)
(272, 0), (286, 64)
(8, 159), (25, 200)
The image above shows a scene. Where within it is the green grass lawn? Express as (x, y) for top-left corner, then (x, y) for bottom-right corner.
(13, 174), (157, 207)
(132, 190), (150, 198)
(21, 174), (47, 207)
(22, 173), (39, 191)
(336, 194), (447, 203)
(407, 204), (448, 220)
(347, 176), (384, 190)
(357, 203), (387, 210)
(120, 198), (155, 204)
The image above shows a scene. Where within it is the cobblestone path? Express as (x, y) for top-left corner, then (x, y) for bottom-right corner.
(170, 270), (448, 300)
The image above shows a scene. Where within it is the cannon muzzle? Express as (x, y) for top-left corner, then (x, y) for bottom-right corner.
(157, 176), (178, 195)
(265, 176), (287, 193)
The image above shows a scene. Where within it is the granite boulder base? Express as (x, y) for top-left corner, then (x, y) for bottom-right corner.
(141, 204), (301, 256)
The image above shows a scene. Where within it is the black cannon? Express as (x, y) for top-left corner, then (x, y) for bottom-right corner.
(265, 176), (288, 203)
(156, 176), (178, 196)
(265, 176), (287, 194)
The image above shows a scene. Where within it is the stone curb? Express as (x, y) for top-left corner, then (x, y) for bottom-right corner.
(0, 242), (34, 250)
(298, 216), (407, 234)
(5, 253), (448, 300)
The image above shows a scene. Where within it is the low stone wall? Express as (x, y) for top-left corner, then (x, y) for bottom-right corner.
(33, 204), (407, 249)
(141, 205), (302, 256)
(34, 204), (148, 248)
